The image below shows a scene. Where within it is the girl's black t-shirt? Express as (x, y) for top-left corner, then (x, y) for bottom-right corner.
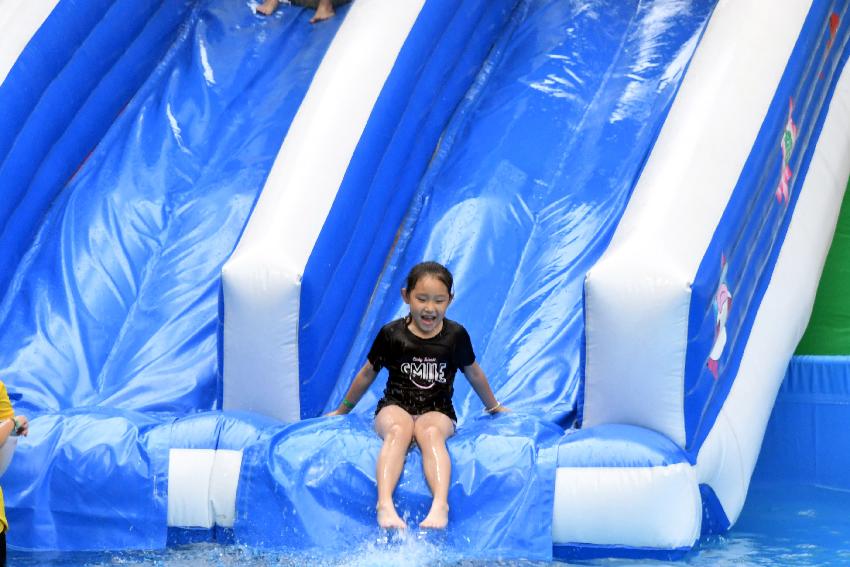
(368, 317), (475, 421)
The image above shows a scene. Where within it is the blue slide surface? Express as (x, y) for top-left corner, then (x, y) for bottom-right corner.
(0, 0), (344, 550)
(1, 1), (341, 415)
(0, 0), (715, 558)
(330, 0), (715, 426)
(234, 0), (714, 559)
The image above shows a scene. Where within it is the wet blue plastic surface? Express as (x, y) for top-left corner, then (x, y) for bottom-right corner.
(0, 0), (342, 550)
(557, 424), (689, 468)
(298, 0), (519, 419)
(11, 483), (850, 565)
(2, 0), (816, 558)
(4, 409), (284, 551)
(684, 1), (850, 457)
(0, 0), (194, 300)
(0, 0), (108, 164)
(329, 0), (716, 431)
(235, 412), (562, 560)
(302, 0), (714, 556)
(5, 409), (172, 550)
(0, 0), (340, 416)
(699, 484), (730, 536)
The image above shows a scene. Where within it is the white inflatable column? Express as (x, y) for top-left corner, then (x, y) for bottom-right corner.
(697, 63), (850, 526)
(0, 0), (60, 86)
(221, 0), (426, 422)
(583, 0), (811, 444)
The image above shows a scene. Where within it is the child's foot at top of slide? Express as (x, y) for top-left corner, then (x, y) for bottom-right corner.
(310, 1), (335, 23)
(419, 501), (449, 530)
(377, 502), (407, 530)
(256, 0), (279, 16)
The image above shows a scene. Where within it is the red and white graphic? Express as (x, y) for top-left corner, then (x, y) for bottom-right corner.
(707, 255), (732, 380)
(775, 98), (797, 205)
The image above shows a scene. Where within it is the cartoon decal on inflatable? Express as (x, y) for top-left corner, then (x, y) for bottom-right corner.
(708, 255), (732, 379)
(775, 98), (798, 205)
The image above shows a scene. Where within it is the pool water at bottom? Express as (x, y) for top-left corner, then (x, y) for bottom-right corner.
(9, 483), (850, 566)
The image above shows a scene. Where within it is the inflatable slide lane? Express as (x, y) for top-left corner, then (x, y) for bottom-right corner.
(0, 0), (355, 551)
(0, 0), (523, 553)
(574, 0), (850, 559)
(0, 0), (849, 561)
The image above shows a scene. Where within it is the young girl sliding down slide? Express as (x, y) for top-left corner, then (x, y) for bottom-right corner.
(328, 262), (508, 530)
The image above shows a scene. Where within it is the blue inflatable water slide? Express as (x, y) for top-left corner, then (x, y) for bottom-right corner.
(1, 0), (849, 560)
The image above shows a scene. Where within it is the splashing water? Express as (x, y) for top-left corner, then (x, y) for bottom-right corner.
(10, 484), (850, 566)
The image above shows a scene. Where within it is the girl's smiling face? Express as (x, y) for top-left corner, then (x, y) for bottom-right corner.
(402, 274), (453, 339)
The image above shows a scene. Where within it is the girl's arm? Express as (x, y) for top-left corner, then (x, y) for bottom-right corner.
(326, 362), (379, 416)
(0, 414), (27, 447)
(0, 418), (14, 447)
(463, 362), (509, 414)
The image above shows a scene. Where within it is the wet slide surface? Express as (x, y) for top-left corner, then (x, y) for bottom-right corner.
(236, 0), (715, 560)
(0, 0), (343, 549)
(0, 1), (340, 414)
(0, 0), (718, 557)
(333, 0), (715, 424)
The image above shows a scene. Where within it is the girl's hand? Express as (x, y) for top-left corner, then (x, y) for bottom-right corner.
(324, 409), (345, 417)
(489, 404), (510, 414)
(13, 415), (28, 436)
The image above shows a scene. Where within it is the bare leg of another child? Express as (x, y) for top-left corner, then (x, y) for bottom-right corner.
(414, 412), (455, 529)
(256, 0), (280, 16)
(375, 405), (414, 529)
(310, 0), (336, 23)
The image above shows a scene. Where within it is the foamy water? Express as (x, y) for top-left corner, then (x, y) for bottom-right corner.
(10, 484), (850, 566)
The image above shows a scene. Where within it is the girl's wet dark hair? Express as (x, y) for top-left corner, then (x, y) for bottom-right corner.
(405, 261), (453, 295)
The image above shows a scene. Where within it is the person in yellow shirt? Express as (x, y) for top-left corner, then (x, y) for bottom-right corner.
(0, 381), (27, 567)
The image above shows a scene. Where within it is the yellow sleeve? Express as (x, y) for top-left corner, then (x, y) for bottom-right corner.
(0, 381), (10, 531)
(0, 487), (6, 533)
(0, 382), (12, 420)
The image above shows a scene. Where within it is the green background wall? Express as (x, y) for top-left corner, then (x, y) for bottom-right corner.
(796, 177), (850, 355)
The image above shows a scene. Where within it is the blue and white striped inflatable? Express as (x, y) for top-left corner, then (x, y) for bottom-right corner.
(0, 0), (848, 560)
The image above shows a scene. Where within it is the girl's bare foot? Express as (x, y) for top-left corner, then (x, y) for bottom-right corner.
(310, 1), (335, 23)
(256, 0), (279, 16)
(377, 502), (407, 529)
(419, 501), (449, 529)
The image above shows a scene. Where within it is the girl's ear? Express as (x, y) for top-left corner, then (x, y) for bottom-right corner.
(401, 287), (410, 304)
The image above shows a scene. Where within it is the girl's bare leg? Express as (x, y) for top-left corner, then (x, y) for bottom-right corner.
(413, 411), (455, 529)
(256, 0), (280, 16)
(375, 405), (414, 529)
(310, 0), (335, 23)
